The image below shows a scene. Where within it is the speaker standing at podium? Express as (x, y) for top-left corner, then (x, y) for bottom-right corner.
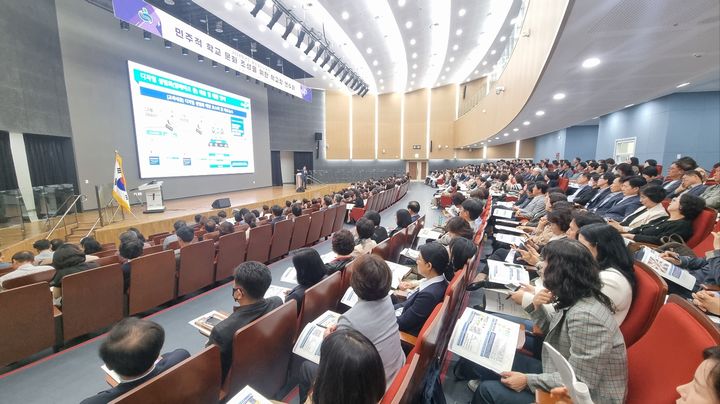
(302, 166), (308, 189)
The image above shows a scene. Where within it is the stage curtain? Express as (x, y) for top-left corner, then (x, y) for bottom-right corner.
(271, 151), (282, 186)
(0, 131), (18, 191)
(23, 133), (78, 192)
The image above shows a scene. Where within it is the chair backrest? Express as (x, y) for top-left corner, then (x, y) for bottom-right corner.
(177, 240), (216, 297)
(215, 231), (247, 281)
(626, 295), (720, 404)
(340, 260), (356, 294)
(371, 239), (392, 261)
(409, 215), (424, 248)
(61, 263), (124, 341)
(386, 230), (408, 263)
(142, 244), (163, 256)
(0, 282), (56, 367)
(620, 262), (668, 347)
(289, 215), (311, 251)
(245, 225), (272, 264)
(269, 219), (294, 261)
(302, 208), (313, 216)
(319, 207), (336, 239)
(128, 250), (177, 315)
(692, 219), (720, 256)
(686, 208), (717, 248)
(111, 345), (221, 404)
(380, 354), (419, 404)
(203, 231), (220, 242)
(558, 177), (569, 191)
(101, 242), (117, 251)
(439, 195), (452, 208)
(2, 268), (56, 290)
(225, 301), (297, 398)
(94, 249), (118, 258)
(332, 203), (346, 233)
(297, 272), (342, 334)
(305, 210), (325, 246)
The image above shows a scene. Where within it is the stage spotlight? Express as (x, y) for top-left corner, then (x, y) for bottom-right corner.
(329, 59), (338, 73)
(164, 39), (172, 48)
(304, 37), (315, 55)
(334, 66), (343, 77)
(198, 55), (204, 62)
(282, 20), (295, 40)
(212, 60), (218, 67)
(120, 21), (130, 31)
(295, 30), (306, 48)
(235, 70), (240, 77)
(250, 0), (266, 17)
(225, 66), (230, 73)
(313, 47), (325, 62)
(143, 31), (152, 40)
(267, 8), (282, 30)
(181, 47), (188, 55)
(320, 54), (331, 68)
(215, 21), (223, 33)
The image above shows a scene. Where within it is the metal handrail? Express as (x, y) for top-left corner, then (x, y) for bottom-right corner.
(46, 194), (86, 240)
(43, 194), (78, 229)
(85, 217), (102, 239)
(306, 174), (326, 185)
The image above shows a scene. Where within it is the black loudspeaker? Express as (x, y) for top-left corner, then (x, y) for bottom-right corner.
(314, 132), (323, 141)
(211, 198), (231, 209)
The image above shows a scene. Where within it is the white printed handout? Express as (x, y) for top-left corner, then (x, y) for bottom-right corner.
(487, 260), (530, 285)
(264, 285), (291, 299)
(280, 267), (298, 284)
(340, 287), (360, 307)
(101, 365), (122, 385)
(448, 308), (520, 374)
(496, 218), (521, 226)
(400, 248), (420, 260)
(505, 249), (516, 263)
(320, 251), (337, 264)
(293, 310), (341, 364)
(492, 208), (514, 219)
(495, 225), (527, 235)
(495, 201), (515, 208)
(418, 228), (443, 240)
(386, 261), (412, 288)
(483, 289), (530, 319)
(494, 233), (527, 246)
(639, 247), (696, 290)
(188, 310), (230, 336)
(226, 385), (273, 404)
(543, 342), (593, 404)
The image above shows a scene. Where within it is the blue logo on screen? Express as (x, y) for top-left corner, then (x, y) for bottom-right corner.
(183, 158), (192, 166)
(138, 7), (153, 23)
(149, 156), (160, 165)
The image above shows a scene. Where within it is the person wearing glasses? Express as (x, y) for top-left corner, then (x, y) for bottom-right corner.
(623, 194), (705, 245)
(207, 261), (283, 381)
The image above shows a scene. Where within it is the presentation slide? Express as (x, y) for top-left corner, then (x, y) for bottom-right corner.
(127, 60), (254, 178)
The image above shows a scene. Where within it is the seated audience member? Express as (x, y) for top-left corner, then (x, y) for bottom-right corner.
(173, 226), (195, 267)
(692, 290), (720, 316)
(80, 237), (103, 255)
(80, 318), (190, 404)
(325, 229), (355, 275)
(460, 198), (484, 231)
(602, 176), (646, 222)
(216, 210), (227, 223)
(567, 173), (594, 203)
(395, 242), (450, 336)
(446, 193), (466, 217)
(662, 157), (697, 195)
(207, 261), (283, 380)
(286, 248), (326, 312)
(353, 190), (365, 209)
(243, 212), (257, 238)
(513, 182), (547, 219)
(364, 211), (388, 244)
(524, 192), (567, 228)
(290, 203), (303, 219)
(699, 167), (720, 209)
(332, 194), (343, 207)
(389, 209), (413, 237)
(33, 239), (54, 265)
(203, 219), (217, 234)
(0, 251), (54, 289)
(566, 210), (606, 240)
(352, 218), (377, 258)
(463, 239), (627, 403)
(194, 214), (203, 226)
(50, 238), (65, 252)
(578, 223), (635, 324)
(660, 231), (720, 293)
(127, 228), (150, 247)
(298, 254), (405, 403)
(641, 165), (663, 186)
(448, 237), (477, 273)
(407, 201), (421, 222)
(233, 210), (244, 225)
(439, 217), (474, 246)
(592, 175), (625, 215)
(251, 209), (261, 218)
(309, 329), (386, 404)
(218, 221), (234, 237)
(545, 171), (560, 188)
(270, 204), (286, 225)
(669, 169), (707, 199)
(262, 205), (271, 217)
(322, 196), (333, 210)
(162, 220), (187, 250)
(585, 173), (615, 210)
(607, 184), (668, 232)
(50, 244), (99, 303)
(119, 238), (144, 291)
(625, 193), (705, 245)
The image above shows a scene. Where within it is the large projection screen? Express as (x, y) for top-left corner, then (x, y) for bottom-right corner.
(127, 61), (255, 178)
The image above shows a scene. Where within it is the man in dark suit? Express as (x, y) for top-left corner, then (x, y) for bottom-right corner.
(586, 173), (616, 210)
(567, 173), (595, 204)
(668, 170), (707, 199)
(591, 176), (624, 215)
(207, 261), (283, 381)
(602, 176), (646, 222)
(81, 318), (190, 404)
(407, 200), (421, 222)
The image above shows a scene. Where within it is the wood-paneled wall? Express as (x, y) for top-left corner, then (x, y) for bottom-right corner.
(403, 89), (428, 159)
(377, 93), (402, 159)
(351, 94), (375, 159)
(430, 85), (457, 160)
(325, 91), (350, 159)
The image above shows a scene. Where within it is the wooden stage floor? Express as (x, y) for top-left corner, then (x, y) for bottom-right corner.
(0, 183), (346, 257)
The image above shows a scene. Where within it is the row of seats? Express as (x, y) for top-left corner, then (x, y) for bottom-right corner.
(349, 183), (409, 222)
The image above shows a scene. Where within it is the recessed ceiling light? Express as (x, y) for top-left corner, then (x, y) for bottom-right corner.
(458, 8), (466, 17)
(258, 24), (266, 32)
(495, 137), (500, 140)
(452, 44), (459, 51)
(377, 70), (382, 75)
(490, 49), (496, 55)
(322, 75), (327, 80)
(676, 82), (690, 88)
(523, 121), (530, 126)
(329, 83), (334, 88)
(513, 128), (519, 132)
(381, 86), (384, 90)
(341, 11), (349, 20)
(300, 54), (306, 61)
(455, 28), (463, 36)
(411, 52), (418, 59)
(503, 133), (509, 136)
(410, 38), (416, 45)
(282, 42), (289, 48)
(500, 36), (506, 42)
(488, 140), (492, 143)
(510, 17), (519, 25)
(581, 57), (601, 69)
(405, 21), (413, 29)
(407, 87), (412, 91)
(553, 92), (566, 100)
(535, 110), (545, 116)
(410, 81), (414, 85)
(356, 31), (363, 39)
(379, 79), (384, 83)
(411, 73), (416, 78)
(412, 63), (418, 69)
(625, 104), (634, 108)
(373, 60), (378, 66)
(224, 2), (232, 11)
(398, 0), (406, 6)
(441, 75), (446, 80)
(445, 67), (450, 72)
(449, 57), (455, 62)
(474, 70), (479, 74)
(366, 47), (373, 54)
(312, 66), (317, 71)
(482, 61), (487, 66)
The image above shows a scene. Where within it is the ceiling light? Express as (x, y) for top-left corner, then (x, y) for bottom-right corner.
(445, 67), (450, 72)
(482, 61), (487, 66)
(356, 31), (363, 39)
(313, 47), (325, 62)
(412, 63), (418, 69)
(258, 24), (266, 32)
(488, 140), (492, 143)
(197, 55), (204, 62)
(312, 65), (318, 71)
(510, 17), (519, 25)
(513, 128), (519, 132)
(120, 21), (130, 30)
(267, 8), (282, 30)
(164, 39), (172, 48)
(455, 29), (463, 36)
(553, 92), (566, 100)
(535, 110), (545, 116)
(458, 9), (466, 17)
(373, 60), (379, 66)
(165, 0), (175, 4)
(143, 31), (152, 40)
(366, 47), (372, 54)
(490, 49), (496, 55)
(523, 121), (530, 125)
(474, 70), (479, 74)
(295, 30), (306, 48)
(300, 54), (306, 61)
(181, 47), (188, 55)
(381, 86), (385, 90)
(495, 137), (500, 140)
(281, 20), (295, 39)
(581, 57), (601, 69)
(410, 81), (414, 85)
(449, 57), (455, 62)
(676, 82), (690, 88)
(625, 104), (634, 108)
(377, 70), (382, 75)
(412, 52), (418, 59)
(398, 0), (406, 6)
(441, 75), (446, 80)
(503, 133), (509, 136)
(379, 78), (384, 83)
(593, 116), (599, 119)
(341, 11), (350, 20)
(405, 21), (413, 29)
(500, 36), (506, 42)
(410, 38), (416, 45)
(452, 44), (459, 51)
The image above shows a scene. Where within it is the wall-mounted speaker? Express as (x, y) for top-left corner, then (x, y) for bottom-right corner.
(211, 198), (231, 209)
(314, 132), (323, 141)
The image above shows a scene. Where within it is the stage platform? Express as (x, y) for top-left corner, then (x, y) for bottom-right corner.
(0, 183), (346, 258)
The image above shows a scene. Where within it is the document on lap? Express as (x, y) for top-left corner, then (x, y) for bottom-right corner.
(494, 225), (526, 235)
(492, 208), (515, 219)
(494, 233), (527, 246)
(418, 228), (443, 240)
(483, 289), (530, 320)
(226, 385), (273, 404)
(264, 285), (290, 299)
(188, 310), (229, 336)
(280, 266), (298, 284)
(449, 308), (521, 374)
(320, 251), (337, 263)
(487, 260), (530, 285)
(385, 261), (412, 289)
(639, 247), (695, 290)
(293, 310), (341, 364)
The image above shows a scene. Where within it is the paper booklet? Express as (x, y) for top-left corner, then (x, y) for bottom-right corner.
(418, 228), (443, 240)
(264, 285), (290, 299)
(639, 247), (696, 290)
(483, 288), (530, 320)
(386, 261), (412, 289)
(494, 233), (527, 246)
(495, 224), (526, 235)
(495, 201), (515, 208)
(293, 310), (341, 364)
(226, 385), (273, 404)
(320, 251), (337, 264)
(448, 308), (520, 374)
(496, 218), (521, 226)
(341, 287), (394, 308)
(188, 310), (230, 337)
(505, 249), (517, 263)
(280, 267), (298, 284)
(543, 342), (593, 403)
(487, 260), (530, 285)
(101, 364), (122, 385)
(400, 248), (420, 260)
(492, 208), (514, 219)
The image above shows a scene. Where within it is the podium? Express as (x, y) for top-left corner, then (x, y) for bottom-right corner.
(295, 172), (304, 192)
(138, 181), (165, 213)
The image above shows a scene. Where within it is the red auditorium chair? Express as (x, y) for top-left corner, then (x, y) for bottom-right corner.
(269, 219), (293, 261)
(289, 214), (311, 251)
(142, 244), (163, 255)
(245, 225), (272, 263)
(1, 268), (55, 290)
(101, 242), (117, 251)
(215, 231), (247, 281)
(626, 295), (720, 403)
(371, 239), (392, 261)
(692, 220), (720, 257)
(439, 194), (452, 208)
(380, 354), (419, 404)
(128, 250), (177, 315)
(685, 208), (717, 248)
(619, 262), (668, 347)
(332, 203), (346, 233)
(558, 177), (569, 192)
(94, 254), (120, 267)
(319, 207), (336, 240)
(305, 210), (324, 246)
(177, 239), (216, 296)
(350, 195), (372, 222)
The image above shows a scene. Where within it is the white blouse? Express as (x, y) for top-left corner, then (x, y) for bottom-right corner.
(600, 267), (633, 325)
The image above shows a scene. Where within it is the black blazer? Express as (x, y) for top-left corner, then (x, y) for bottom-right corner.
(208, 297), (283, 380)
(80, 349), (191, 404)
(325, 256), (353, 275)
(372, 226), (389, 244)
(395, 280), (448, 336)
(572, 186), (598, 206)
(585, 188), (611, 210)
(629, 217), (694, 245)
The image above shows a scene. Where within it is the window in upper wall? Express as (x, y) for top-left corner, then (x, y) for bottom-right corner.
(614, 137), (636, 164)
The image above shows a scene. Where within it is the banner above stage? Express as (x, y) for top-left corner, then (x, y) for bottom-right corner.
(113, 0), (312, 102)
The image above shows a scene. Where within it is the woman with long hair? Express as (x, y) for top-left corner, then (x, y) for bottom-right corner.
(286, 248), (327, 312)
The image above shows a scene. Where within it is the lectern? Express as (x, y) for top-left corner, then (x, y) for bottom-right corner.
(138, 181), (165, 213)
(295, 172), (304, 192)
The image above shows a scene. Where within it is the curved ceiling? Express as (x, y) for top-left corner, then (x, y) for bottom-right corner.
(191, 0), (521, 94)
